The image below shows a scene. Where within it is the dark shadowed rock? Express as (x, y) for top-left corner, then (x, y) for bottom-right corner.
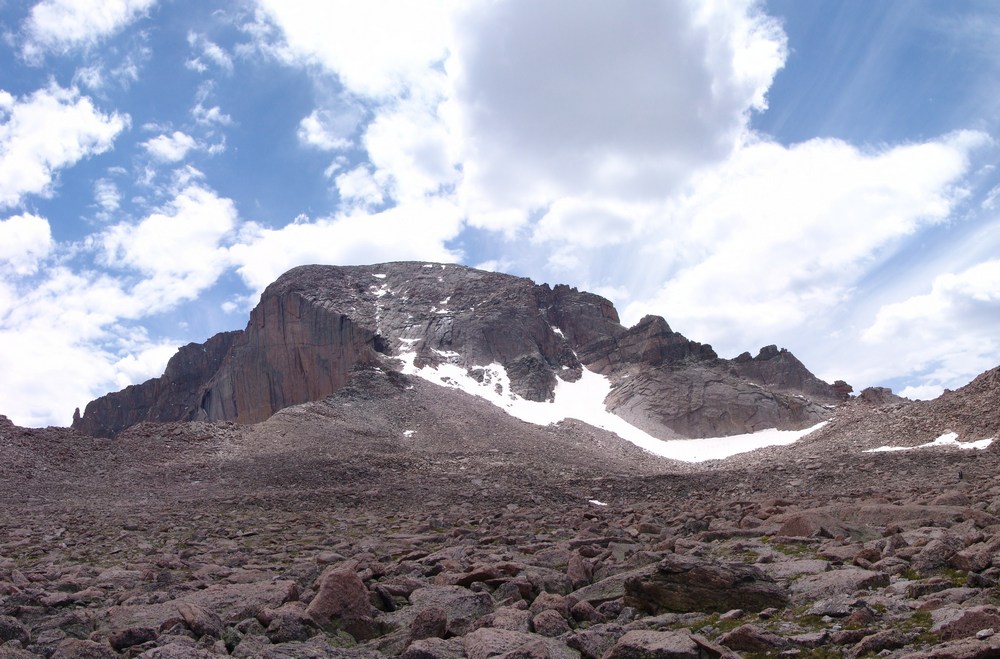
(108, 626), (157, 651)
(623, 554), (788, 614)
(73, 331), (239, 437)
(0, 615), (29, 646)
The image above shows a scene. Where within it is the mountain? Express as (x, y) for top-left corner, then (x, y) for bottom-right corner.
(73, 262), (848, 439)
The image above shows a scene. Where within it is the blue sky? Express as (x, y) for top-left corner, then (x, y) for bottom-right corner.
(1, 0), (999, 427)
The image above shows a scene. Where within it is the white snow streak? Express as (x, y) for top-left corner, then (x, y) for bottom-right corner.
(866, 432), (994, 453)
(397, 351), (826, 462)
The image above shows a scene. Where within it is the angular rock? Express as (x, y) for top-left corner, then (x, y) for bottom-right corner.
(848, 629), (912, 658)
(718, 624), (786, 652)
(407, 606), (448, 643)
(176, 601), (223, 639)
(913, 535), (965, 575)
(604, 629), (701, 658)
(932, 606), (1000, 641)
(531, 609), (571, 637)
(409, 585), (495, 637)
(776, 511), (851, 539)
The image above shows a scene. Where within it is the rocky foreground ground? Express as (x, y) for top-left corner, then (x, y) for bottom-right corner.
(3, 370), (1000, 658)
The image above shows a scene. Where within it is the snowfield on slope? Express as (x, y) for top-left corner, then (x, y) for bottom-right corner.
(398, 352), (826, 463)
(866, 432), (994, 453)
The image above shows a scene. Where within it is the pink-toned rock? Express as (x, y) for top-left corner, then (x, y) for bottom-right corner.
(463, 627), (577, 659)
(777, 511), (851, 539)
(789, 567), (889, 601)
(305, 567), (377, 640)
(951, 543), (994, 573)
(51, 638), (118, 658)
(719, 624), (786, 652)
(604, 630), (701, 659)
(567, 554), (592, 589)
(532, 608), (571, 637)
(408, 605), (448, 643)
(932, 606), (1000, 641)
(176, 601), (223, 638)
(529, 591), (570, 618)
(487, 606), (532, 632)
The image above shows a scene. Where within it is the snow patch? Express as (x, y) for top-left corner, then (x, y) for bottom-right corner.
(397, 351), (826, 462)
(551, 325), (565, 338)
(372, 273), (386, 279)
(422, 264), (434, 268)
(589, 499), (608, 506)
(403, 430), (415, 438)
(866, 432), (994, 453)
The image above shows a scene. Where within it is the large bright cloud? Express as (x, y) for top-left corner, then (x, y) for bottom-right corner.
(0, 84), (129, 208)
(99, 184), (238, 309)
(617, 131), (987, 364)
(21, 0), (157, 60)
(449, 0), (787, 229)
(0, 181), (241, 427)
(255, 0), (455, 98)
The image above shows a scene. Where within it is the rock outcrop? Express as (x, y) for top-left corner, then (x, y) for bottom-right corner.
(74, 262), (846, 438)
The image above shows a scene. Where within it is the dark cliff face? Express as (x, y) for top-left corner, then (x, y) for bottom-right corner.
(73, 331), (240, 438)
(73, 262), (847, 439)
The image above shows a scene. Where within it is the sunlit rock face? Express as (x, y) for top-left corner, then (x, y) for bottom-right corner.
(73, 262), (846, 438)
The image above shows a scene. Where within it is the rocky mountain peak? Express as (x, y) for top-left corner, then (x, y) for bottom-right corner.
(73, 262), (847, 439)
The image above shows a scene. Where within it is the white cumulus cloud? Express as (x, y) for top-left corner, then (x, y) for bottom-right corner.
(142, 131), (198, 163)
(21, 0), (157, 60)
(100, 184), (238, 309)
(229, 198), (464, 295)
(0, 83), (129, 208)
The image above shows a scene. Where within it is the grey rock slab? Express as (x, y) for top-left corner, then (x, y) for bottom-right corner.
(756, 559), (829, 580)
(789, 567), (889, 601)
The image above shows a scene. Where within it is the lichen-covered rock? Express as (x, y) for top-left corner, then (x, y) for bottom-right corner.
(623, 554), (788, 614)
